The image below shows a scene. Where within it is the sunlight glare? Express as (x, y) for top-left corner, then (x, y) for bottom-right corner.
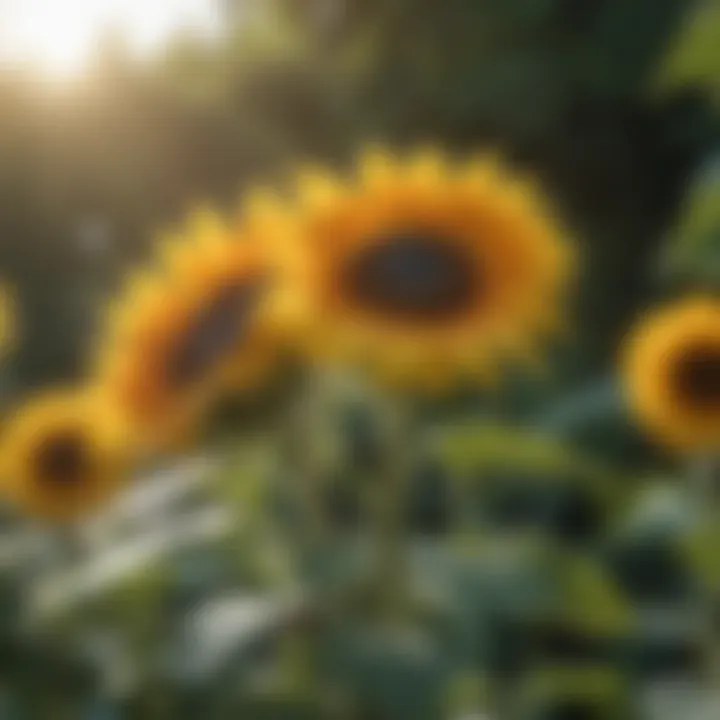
(0, 0), (222, 77)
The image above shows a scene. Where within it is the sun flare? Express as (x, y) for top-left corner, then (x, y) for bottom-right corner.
(0, 0), (222, 77)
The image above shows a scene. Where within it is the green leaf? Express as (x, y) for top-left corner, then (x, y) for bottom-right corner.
(516, 665), (633, 720)
(322, 622), (447, 720)
(656, 0), (720, 101)
(660, 159), (720, 286)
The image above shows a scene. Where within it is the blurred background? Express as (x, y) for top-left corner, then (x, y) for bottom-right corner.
(0, 0), (719, 718)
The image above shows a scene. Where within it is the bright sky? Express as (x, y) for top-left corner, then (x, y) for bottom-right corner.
(0, 0), (223, 77)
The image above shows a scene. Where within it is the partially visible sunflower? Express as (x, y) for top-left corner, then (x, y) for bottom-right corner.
(95, 209), (289, 449)
(270, 147), (574, 390)
(0, 390), (127, 521)
(623, 297), (720, 452)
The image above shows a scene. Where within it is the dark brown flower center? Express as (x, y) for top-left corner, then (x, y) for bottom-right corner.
(36, 431), (88, 486)
(168, 279), (265, 388)
(674, 344), (720, 411)
(342, 232), (480, 323)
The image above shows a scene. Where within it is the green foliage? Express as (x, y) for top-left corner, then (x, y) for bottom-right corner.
(657, 0), (720, 103)
(661, 157), (720, 288)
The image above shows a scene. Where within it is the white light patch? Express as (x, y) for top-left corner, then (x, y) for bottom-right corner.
(0, 0), (222, 77)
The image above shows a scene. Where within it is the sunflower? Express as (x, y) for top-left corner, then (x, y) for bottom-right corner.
(95, 209), (289, 448)
(623, 297), (720, 452)
(0, 390), (127, 521)
(272, 147), (574, 389)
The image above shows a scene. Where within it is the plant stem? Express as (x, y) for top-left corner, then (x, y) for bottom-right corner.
(366, 392), (416, 619)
